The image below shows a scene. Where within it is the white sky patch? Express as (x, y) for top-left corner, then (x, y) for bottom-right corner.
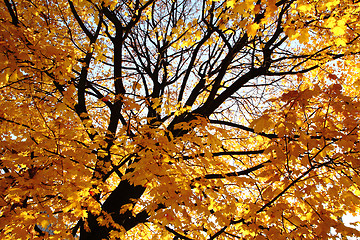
(343, 214), (360, 240)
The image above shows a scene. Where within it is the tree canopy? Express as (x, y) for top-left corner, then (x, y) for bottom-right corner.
(1, 0), (360, 239)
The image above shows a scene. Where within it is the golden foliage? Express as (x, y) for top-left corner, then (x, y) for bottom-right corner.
(1, 0), (360, 239)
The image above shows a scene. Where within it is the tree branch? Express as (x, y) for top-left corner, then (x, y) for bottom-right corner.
(192, 160), (270, 182)
(209, 119), (278, 139)
(165, 226), (194, 240)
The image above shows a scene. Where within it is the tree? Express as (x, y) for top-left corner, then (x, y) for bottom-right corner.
(1, 0), (360, 239)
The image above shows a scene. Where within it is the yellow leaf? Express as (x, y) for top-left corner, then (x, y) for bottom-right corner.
(247, 23), (260, 37)
(251, 114), (272, 133)
(334, 38), (347, 46)
(298, 29), (309, 43)
(332, 26), (346, 36)
(226, 0), (236, 8)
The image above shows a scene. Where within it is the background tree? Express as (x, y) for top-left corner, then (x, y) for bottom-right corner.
(1, 0), (360, 239)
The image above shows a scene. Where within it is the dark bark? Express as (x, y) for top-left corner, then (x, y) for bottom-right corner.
(79, 181), (146, 240)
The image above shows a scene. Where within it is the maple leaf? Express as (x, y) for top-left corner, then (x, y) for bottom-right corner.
(250, 114), (273, 133)
(332, 26), (346, 36)
(247, 23), (260, 37)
